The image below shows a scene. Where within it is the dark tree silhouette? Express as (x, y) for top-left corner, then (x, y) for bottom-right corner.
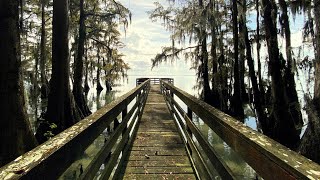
(0, 0), (37, 166)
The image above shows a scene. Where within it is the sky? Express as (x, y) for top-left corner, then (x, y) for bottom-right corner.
(117, 0), (196, 77)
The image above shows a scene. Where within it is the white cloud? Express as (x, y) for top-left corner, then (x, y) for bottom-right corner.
(115, 0), (196, 77)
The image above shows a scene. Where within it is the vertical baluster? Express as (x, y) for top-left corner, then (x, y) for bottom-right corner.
(114, 118), (119, 130)
(187, 107), (193, 133)
(186, 107), (193, 155)
(122, 106), (128, 153)
(122, 107), (128, 136)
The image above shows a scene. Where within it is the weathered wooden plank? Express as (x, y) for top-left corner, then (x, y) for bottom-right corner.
(138, 124), (178, 129)
(129, 150), (187, 156)
(124, 167), (194, 174)
(134, 134), (182, 141)
(125, 160), (191, 167)
(122, 173), (196, 180)
(131, 145), (186, 151)
(132, 139), (183, 146)
(137, 128), (178, 132)
(127, 155), (190, 162)
(162, 81), (320, 180)
(132, 143), (185, 148)
(136, 131), (180, 134)
(139, 120), (175, 124)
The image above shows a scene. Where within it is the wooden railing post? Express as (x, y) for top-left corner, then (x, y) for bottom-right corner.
(114, 118), (119, 130)
(187, 107), (193, 136)
(160, 80), (162, 93)
(122, 107), (128, 135)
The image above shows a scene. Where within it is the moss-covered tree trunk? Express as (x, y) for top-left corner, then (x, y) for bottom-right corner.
(239, 0), (247, 103)
(84, 43), (90, 93)
(261, 0), (299, 149)
(299, 0), (320, 163)
(218, 24), (228, 112)
(231, 0), (244, 119)
(73, 0), (91, 117)
(209, 0), (220, 108)
(37, 0), (80, 142)
(0, 0), (37, 166)
(243, 21), (268, 134)
(255, 0), (265, 105)
(96, 46), (103, 91)
(278, 0), (303, 134)
(40, 0), (49, 99)
(198, 0), (211, 105)
(103, 55), (112, 92)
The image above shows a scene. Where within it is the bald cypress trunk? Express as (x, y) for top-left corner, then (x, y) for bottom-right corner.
(96, 46), (103, 91)
(243, 22), (268, 134)
(261, 0), (299, 149)
(40, 0), (49, 99)
(0, 0), (37, 166)
(278, 0), (303, 133)
(73, 0), (91, 117)
(84, 44), (90, 93)
(231, 0), (244, 119)
(37, 0), (80, 143)
(209, 0), (220, 108)
(218, 23), (228, 112)
(198, 0), (211, 104)
(299, 0), (320, 163)
(239, 0), (246, 103)
(256, 0), (265, 104)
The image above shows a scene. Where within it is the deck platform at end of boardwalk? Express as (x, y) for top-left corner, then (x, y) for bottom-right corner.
(119, 84), (196, 179)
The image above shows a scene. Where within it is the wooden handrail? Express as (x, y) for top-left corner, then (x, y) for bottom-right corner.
(136, 78), (173, 86)
(161, 80), (320, 180)
(0, 80), (150, 180)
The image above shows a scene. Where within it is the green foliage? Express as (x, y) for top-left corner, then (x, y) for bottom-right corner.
(43, 123), (57, 139)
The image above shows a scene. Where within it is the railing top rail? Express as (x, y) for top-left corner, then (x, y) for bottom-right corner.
(161, 80), (320, 180)
(0, 80), (150, 179)
(136, 78), (173, 86)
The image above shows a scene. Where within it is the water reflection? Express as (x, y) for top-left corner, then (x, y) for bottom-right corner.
(192, 116), (260, 179)
(59, 89), (117, 180)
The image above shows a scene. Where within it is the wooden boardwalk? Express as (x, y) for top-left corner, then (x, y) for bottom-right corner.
(119, 85), (196, 179)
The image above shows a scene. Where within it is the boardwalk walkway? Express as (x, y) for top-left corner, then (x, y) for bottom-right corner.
(119, 84), (196, 179)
